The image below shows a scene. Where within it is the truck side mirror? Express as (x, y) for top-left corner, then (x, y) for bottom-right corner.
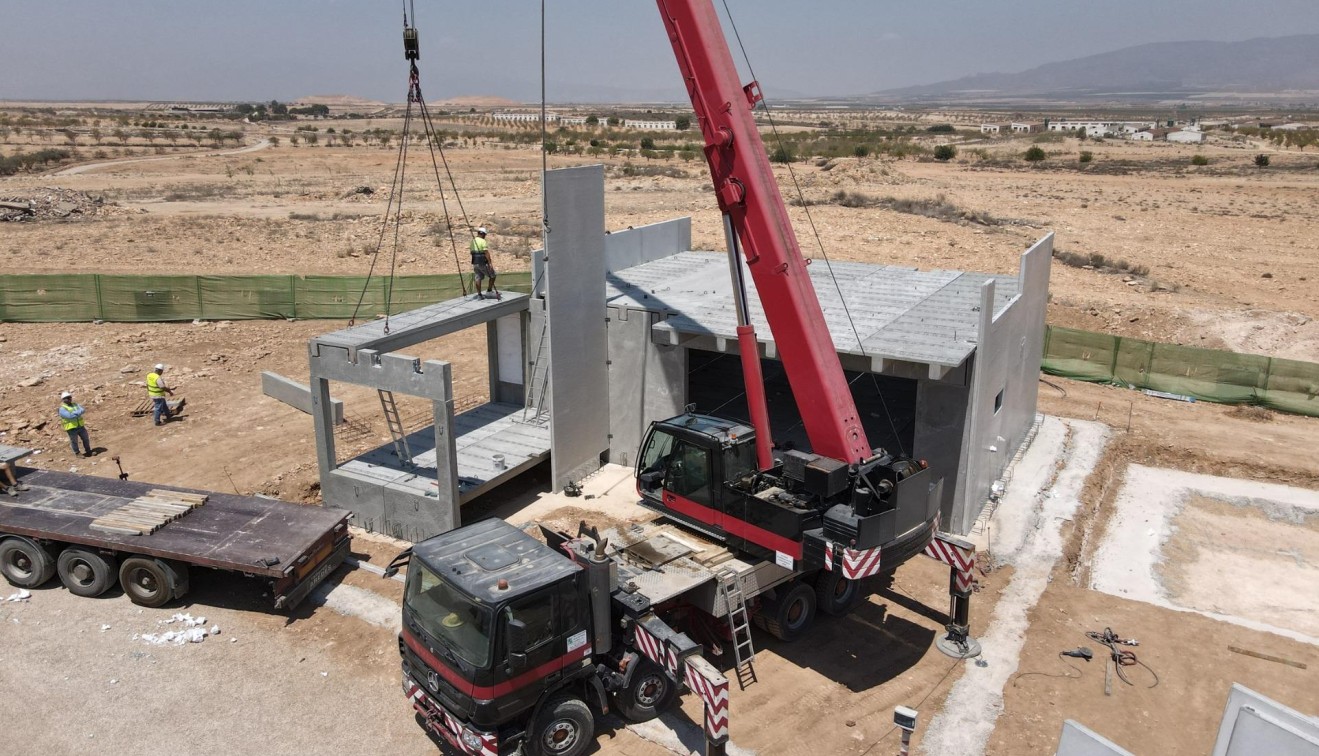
(639, 470), (663, 490)
(507, 617), (528, 670)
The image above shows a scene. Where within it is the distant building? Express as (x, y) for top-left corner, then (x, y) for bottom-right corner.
(623, 119), (676, 130)
(559, 116), (590, 126)
(1010, 122), (1043, 134)
(1274, 123), (1313, 131)
(1166, 129), (1204, 144)
(980, 123), (1011, 135)
(1047, 120), (1119, 137)
(492, 112), (558, 123)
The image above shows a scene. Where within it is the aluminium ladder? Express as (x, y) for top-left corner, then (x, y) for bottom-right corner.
(377, 390), (413, 465)
(715, 567), (757, 689)
(522, 320), (550, 423)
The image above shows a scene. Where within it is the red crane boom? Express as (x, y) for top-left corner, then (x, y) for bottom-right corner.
(655, 0), (871, 465)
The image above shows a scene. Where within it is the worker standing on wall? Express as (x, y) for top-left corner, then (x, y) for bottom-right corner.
(146, 363), (175, 426)
(58, 391), (94, 457)
(470, 227), (501, 301)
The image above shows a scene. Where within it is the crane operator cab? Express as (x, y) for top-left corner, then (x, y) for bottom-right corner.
(636, 411), (942, 574)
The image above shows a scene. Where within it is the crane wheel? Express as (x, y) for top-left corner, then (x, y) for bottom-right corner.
(814, 570), (861, 616)
(755, 581), (816, 642)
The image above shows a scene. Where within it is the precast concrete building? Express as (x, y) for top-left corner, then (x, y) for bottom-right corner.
(306, 165), (1052, 542)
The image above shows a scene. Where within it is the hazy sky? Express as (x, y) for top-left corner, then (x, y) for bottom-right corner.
(3, 0), (1318, 103)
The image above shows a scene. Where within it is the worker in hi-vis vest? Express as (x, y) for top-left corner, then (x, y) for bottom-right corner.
(58, 390), (94, 457)
(146, 363), (175, 426)
(470, 226), (500, 301)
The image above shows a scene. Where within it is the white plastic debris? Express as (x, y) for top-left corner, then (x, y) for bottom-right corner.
(5, 589), (31, 602)
(100, 624), (111, 632)
(135, 613), (219, 646)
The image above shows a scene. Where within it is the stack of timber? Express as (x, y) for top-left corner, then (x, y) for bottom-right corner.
(89, 489), (208, 536)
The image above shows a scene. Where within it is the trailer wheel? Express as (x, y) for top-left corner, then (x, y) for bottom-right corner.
(0, 537), (55, 588)
(814, 570), (861, 616)
(756, 581), (816, 642)
(530, 694), (594, 756)
(119, 557), (184, 608)
(57, 548), (117, 597)
(613, 658), (677, 722)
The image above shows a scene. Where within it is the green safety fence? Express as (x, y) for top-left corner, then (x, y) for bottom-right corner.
(0, 272), (532, 323)
(1043, 325), (1319, 417)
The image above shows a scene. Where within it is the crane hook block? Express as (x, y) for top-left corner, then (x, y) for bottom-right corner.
(404, 27), (420, 61)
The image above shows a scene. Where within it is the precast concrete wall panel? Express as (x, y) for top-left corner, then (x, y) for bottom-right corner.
(604, 218), (692, 274)
(956, 233), (1052, 533)
(545, 165), (610, 489)
(606, 306), (688, 467)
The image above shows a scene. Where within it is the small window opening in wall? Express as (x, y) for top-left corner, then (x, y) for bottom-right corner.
(994, 388), (1004, 415)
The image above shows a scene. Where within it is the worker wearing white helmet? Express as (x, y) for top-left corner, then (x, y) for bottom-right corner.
(58, 390), (94, 457)
(470, 226), (501, 301)
(146, 363), (176, 426)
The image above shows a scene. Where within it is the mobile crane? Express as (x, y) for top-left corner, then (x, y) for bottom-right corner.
(388, 2), (978, 754)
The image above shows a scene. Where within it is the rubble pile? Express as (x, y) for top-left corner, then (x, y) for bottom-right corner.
(0, 187), (108, 222)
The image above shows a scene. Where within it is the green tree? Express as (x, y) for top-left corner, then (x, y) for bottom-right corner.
(1078, 151), (1094, 163)
(585, 115), (599, 126)
(640, 137), (656, 150)
(770, 145), (795, 163)
(1191, 154), (1209, 166)
(675, 115), (692, 131)
(853, 144), (870, 158)
(1024, 146), (1047, 162)
(1254, 153), (1270, 168)
(926, 124), (954, 134)
(607, 116), (621, 127)
(934, 144), (957, 161)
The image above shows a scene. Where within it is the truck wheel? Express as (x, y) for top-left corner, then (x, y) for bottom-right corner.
(0, 537), (55, 588)
(119, 557), (184, 608)
(613, 659), (677, 722)
(57, 548), (117, 597)
(756, 582), (816, 642)
(814, 570), (861, 617)
(530, 694), (594, 756)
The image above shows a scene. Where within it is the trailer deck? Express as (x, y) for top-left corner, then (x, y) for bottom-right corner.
(0, 467), (351, 609)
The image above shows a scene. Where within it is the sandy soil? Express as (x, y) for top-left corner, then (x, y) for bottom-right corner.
(5, 111), (1319, 756)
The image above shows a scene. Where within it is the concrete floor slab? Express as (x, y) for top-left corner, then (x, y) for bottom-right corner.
(337, 402), (550, 505)
(1090, 465), (1319, 647)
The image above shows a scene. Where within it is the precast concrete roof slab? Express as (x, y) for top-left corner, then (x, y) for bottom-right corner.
(606, 251), (1019, 369)
(313, 292), (529, 359)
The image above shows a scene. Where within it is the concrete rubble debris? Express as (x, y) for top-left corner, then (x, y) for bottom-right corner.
(0, 187), (108, 222)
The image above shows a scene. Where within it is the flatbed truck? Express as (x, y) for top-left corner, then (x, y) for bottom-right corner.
(0, 461), (351, 610)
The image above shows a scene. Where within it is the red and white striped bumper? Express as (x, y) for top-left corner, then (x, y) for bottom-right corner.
(823, 540), (885, 580)
(403, 674), (498, 756)
(923, 534), (976, 594)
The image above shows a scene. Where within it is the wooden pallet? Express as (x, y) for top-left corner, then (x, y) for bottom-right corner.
(89, 489), (208, 536)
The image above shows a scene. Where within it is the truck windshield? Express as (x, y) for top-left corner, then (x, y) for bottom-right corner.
(405, 561), (494, 668)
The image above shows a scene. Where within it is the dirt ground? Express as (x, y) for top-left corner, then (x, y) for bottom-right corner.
(4, 109), (1319, 755)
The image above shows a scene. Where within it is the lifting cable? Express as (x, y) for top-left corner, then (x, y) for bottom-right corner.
(719, 0), (906, 456)
(349, 0), (477, 330)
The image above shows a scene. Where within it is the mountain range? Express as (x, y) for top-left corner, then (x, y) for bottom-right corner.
(870, 34), (1319, 102)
